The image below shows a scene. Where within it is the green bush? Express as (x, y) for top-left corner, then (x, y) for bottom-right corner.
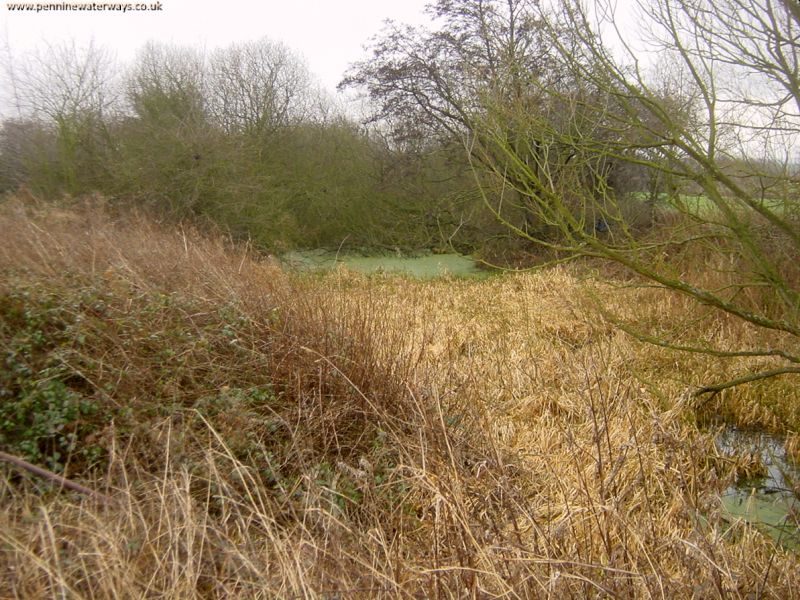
(0, 283), (105, 472)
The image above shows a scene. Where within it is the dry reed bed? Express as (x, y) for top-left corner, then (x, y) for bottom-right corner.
(1, 196), (799, 598)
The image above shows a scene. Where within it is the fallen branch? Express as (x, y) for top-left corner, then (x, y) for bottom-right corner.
(0, 451), (111, 505)
(695, 367), (800, 399)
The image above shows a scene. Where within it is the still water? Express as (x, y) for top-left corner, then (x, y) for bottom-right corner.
(282, 250), (491, 279)
(717, 427), (800, 549)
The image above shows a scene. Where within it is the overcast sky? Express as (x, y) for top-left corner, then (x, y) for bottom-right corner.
(0, 0), (432, 93)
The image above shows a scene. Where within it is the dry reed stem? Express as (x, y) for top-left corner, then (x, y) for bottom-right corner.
(1, 196), (800, 598)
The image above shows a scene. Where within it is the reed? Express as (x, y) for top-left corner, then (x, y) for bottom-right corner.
(2, 195), (799, 598)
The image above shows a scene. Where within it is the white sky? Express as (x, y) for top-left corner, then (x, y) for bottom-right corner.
(0, 0), (432, 94)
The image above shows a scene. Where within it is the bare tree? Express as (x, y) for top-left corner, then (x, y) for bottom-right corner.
(341, 0), (597, 240)
(207, 39), (315, 139)
(475, 0), (800, 393)
(126, 42), (206, 128)
(8, 39), (117, 123)
(1, 40), (118, 193)
(341, 0), (556, 143)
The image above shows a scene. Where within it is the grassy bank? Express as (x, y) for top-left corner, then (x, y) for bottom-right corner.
(2, 196), (800, 598)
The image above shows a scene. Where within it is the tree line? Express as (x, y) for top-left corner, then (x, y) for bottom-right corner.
(0, 38), (497, 251)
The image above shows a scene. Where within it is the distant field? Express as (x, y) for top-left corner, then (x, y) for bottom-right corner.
(633, 191), (798, 217)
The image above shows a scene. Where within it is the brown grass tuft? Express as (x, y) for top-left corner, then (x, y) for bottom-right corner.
(2, 194), (800, 598)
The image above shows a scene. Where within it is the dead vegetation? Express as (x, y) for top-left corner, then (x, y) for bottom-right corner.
(1, 195), (800, 598)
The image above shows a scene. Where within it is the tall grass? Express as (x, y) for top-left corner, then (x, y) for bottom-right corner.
(1, 194), (799, 598)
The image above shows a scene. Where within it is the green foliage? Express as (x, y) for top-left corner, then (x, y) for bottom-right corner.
(0, 379), (98, 472)
(0, 284), (105, 472)
(1, 38), (492, 254)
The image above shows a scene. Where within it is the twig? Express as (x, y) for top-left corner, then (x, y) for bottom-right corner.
(694, 367), (800, 398)
(0, 451), (111, 505)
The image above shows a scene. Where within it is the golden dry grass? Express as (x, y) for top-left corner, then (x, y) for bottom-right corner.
(2, 195), (800, 598)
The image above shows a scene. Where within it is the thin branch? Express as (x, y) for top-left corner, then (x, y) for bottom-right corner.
(599, 307), (800, 363)
(695, 366), (800, 397)
(0, 451), (111, 504)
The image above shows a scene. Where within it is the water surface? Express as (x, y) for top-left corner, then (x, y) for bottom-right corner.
(716, 427), (800, 549)
(282, 250), (490, 279)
